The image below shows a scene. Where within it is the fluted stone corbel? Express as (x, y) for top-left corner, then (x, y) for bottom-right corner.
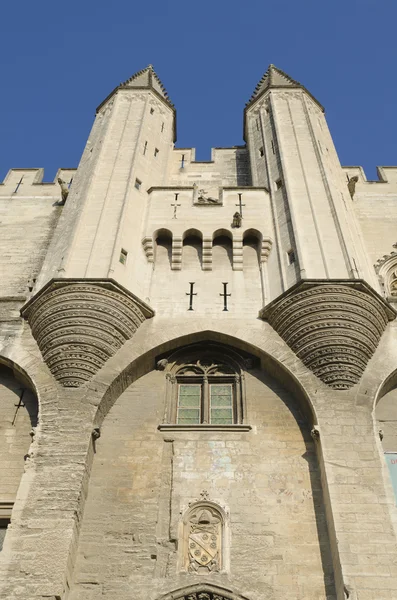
(21, 279), (154, 387)
(260, 280), (395, 390)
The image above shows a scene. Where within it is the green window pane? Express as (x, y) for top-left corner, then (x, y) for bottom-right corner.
(210, 384), (232, 406)
(179, 385), (201, 397)
(178, 385), (201, 408)
(177, 408), (200, 424)
(210, 383), (233, 424)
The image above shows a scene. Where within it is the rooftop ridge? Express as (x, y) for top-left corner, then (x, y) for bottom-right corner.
(119, 64), (174, 107)
(245, 64), (324, 112)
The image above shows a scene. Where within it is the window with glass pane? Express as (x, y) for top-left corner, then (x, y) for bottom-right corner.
(210, 384), (233, 424)
(177, 384), (201, 424)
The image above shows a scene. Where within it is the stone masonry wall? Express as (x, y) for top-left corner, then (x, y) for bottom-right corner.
(68, 365), (335, 600)
(0, 365), (38, 506)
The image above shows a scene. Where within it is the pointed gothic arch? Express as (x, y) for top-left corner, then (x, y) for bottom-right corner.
(158, 583), (250, 600)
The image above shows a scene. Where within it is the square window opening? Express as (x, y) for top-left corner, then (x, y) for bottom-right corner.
(275, 178), (283, 190)
(287, 249), (296, 265)
(135, 178), (142, 190)
(154, 148), (159, 157)
(119, 248), (128, 265)
(259, 147), (264, 157)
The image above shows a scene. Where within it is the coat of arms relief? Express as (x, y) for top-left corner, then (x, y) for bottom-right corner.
(181, 499), (226, 574)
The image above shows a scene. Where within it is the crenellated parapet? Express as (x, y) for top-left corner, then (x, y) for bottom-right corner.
(21, 279), (154, 387)
(0, 168), (77, 198)
(260, 280), (395, 389)
(343, 166), (397, 194)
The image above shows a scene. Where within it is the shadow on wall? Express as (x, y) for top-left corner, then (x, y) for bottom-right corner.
(155, 228), (173, 269)
(248, 367), (336, 599)
(0, 363), (38, 428)
(183, 229), (203, 270)
(213, 230), (233, 269)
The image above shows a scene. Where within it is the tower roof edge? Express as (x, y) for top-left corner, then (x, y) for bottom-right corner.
(245, 64), (324, 112)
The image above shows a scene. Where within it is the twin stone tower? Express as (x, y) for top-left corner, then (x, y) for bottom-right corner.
(20, 64), (395, 389)
(2, 64), (397, 600)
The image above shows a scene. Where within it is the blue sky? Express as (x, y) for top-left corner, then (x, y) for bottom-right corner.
(0, 0), (395, 181)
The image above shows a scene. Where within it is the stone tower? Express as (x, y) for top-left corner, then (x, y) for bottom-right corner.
(1, 64), (397, 600)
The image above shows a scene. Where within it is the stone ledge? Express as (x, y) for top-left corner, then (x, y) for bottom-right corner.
(21, 279), (154, 388)
(158, 424), (252, 432)
(260, 279), (395, 390)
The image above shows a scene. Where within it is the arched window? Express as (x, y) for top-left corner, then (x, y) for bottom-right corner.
(176, 361), (237, 425)
(182, 229), (203, 270)
(154, 228), (172, 269)
(157, 344), (253, 428)
(212, 230), (233, 270)
(243, 229), (261, 270)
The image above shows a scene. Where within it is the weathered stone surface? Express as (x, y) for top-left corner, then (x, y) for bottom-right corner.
(21, 279), (154, 387)
(2, 62), (397, 600)
(261, 280), (395, 389)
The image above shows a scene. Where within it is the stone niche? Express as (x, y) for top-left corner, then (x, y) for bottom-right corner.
(260, 280), (395, 390)
(21, 279), (154, 387)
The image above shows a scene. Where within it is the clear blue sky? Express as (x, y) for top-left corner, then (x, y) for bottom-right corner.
(0, 0), (396, 181)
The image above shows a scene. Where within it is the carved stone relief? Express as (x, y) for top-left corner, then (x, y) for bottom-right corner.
(260, 281), (395, 389)
(181, 500), (227, 574)
(21, 279), (154, 387)
(374, 245), (397, 300)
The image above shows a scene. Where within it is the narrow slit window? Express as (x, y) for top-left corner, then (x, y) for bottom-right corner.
(161, 122), (164, 132)
(177, 384), (201, 424)
(256, 119), (259, 131)
(259, 147), (264, 157)
(119, 248), (128, 265)
(181, 154), (185, 169)
(275, 178), (283, 190)
(143, 141), (148, 155)
(150, 107), (154, 115)
(135, 178), (142, 190)
(271, 140), (275, 154)
(287, 249), (296, 265)
(154, 148), (159, 157)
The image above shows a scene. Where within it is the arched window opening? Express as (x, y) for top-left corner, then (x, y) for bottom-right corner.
(181, 502), (227, 573)
(243, 234), (260, 269)
(157, 343), (255, 427)
(182, 229), (202, 270)
(154, 229), (172, 269)
(0, 362), (38, 551)
(213, 230), (233, 270)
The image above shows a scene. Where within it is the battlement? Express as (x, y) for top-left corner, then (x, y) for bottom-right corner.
(0, 168), (77, 197)
(343, 166), (397, 188)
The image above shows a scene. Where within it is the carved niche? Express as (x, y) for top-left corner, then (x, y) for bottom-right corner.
(181, 501), (226, 574)
(21, 279), (154, 388)
(374, 246), (397, 301)
(260, 280), (395, 390)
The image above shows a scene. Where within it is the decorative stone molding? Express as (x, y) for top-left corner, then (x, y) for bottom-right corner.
(374, 245), (397, 301)
(260, 280), (395, 390)
(202, 236), (213, 271)
(21, 279), (154, 388)
(260, 237), (272, 263)
(142, 236), (154, 262)
(232, 236), (243, 271)
(159, 586), (249, 600)
(172, 236), (183, 270)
